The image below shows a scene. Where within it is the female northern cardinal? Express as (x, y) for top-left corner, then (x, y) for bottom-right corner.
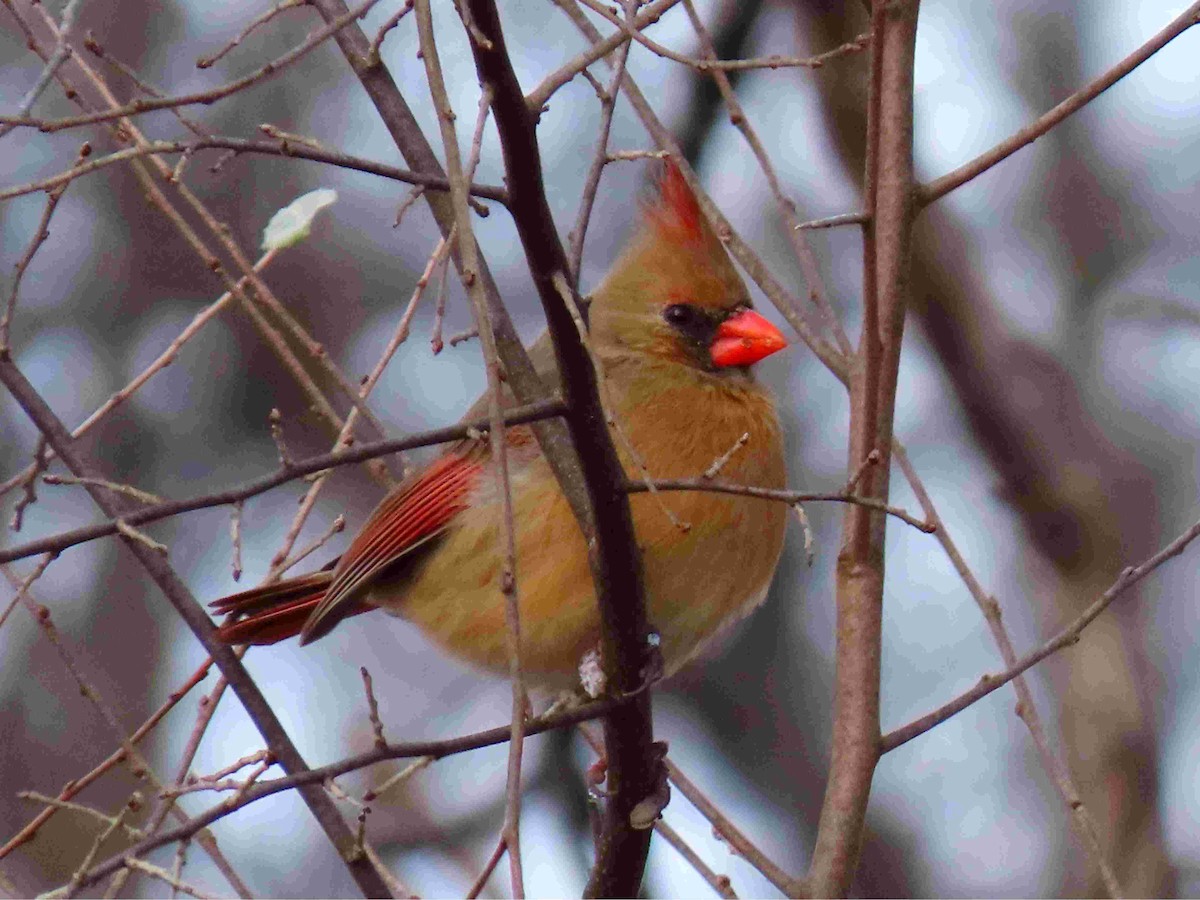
(212, 163), (789, 689)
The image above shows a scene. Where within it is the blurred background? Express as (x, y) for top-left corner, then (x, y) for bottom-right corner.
(2, 0), (1199, 896)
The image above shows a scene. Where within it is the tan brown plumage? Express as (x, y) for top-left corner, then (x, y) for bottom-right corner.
(212, 162), (789, 688)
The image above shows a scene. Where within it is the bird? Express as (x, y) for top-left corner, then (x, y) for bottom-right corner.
(211, 162), (790, 691)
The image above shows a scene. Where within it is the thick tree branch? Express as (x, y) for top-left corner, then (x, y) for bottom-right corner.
(808, 2), (919, 895)
(463, 3), (657, 895)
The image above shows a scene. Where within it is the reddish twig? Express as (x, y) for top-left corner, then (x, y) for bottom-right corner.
(808, 2), (920, 894)
(0, 657), (212, 860)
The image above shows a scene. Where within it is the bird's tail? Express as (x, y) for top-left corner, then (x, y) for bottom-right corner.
(209, 570), (369, 645)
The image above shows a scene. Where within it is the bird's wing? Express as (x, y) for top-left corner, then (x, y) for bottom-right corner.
(297, 446), (486, 644)
(211, 445), (486, 646)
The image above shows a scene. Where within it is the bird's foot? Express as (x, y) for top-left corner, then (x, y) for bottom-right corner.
(629, 740), (671, 829)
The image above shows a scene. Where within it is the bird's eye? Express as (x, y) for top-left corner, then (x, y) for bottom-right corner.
(663, 304), (698, 327)
(662, 303), (716, 346)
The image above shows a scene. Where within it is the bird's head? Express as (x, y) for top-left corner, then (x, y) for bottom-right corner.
(589, 160), (787, 374)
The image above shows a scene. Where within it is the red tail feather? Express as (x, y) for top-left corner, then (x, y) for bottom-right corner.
(211, 571), (369, 645)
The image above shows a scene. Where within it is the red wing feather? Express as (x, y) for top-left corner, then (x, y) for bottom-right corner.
(298, 448), (484, 644)
(211, 447), (485, 646)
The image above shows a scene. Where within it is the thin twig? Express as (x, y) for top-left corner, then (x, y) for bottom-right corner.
(664, 758), (803, 896)
(228, 501), (244, 581)
(628, 478), (933, 533)
(465, 836), (507, 899)
(361, 755), (433, 802)
(0, 248), (281, 505)
(703, 432), (749, 479)
(920, 1), (1200, 205)
(9, 437), (49, 531)
(890, 444), (1122, 893)
(43, 473), (164, 505)
(52, 696), (630, 893)
(2, 143), (88, 350)
(110, 857), (213, 900)
(394, 185), (426, 227)
(0, 137), (509, 204)
(366, 0), (415, 66)
(429, 239), (452, 354)
(882, 513), (1200, 756)
(64, 796), (140, 899)
(196, 0), (308, 68)
(567, 0), (636, 281)
(654, 819), (738, 899)
(415, 4), (527, 892)
(0, 0), (83, 141)
(0, 0), (386, 132)
(0, 555), (56, 634)
(0, 655), (212, 861)
(269, 514), (345, 578)
(0, 399), (566, 566)
(527, 0), (684, 111)
(360, 667), (388, 750)
(794, 211), (869, 231)
(576, 0), (866, 75)
(17, 793), (146, 842)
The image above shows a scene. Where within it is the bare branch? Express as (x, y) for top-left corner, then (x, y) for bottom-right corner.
(920, 1), (1200, 204)
(463, 2), (659, 894)
(574, 0), (866, 75)
(0, 350), (393, 899)
(195, 0), (308, 69)
(0, 0), (385, 133)
(808, 2), (920, 894)
(0, 137), (509, 204)
(882, 512), (1200, 753)
(54, 695), (629, 893)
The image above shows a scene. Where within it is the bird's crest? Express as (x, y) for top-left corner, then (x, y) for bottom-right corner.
(643, 159), (707, 248)
(588, 157), (750, 334)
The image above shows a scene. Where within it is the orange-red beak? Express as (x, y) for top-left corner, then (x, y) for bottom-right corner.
(710, 308), (788, 368)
